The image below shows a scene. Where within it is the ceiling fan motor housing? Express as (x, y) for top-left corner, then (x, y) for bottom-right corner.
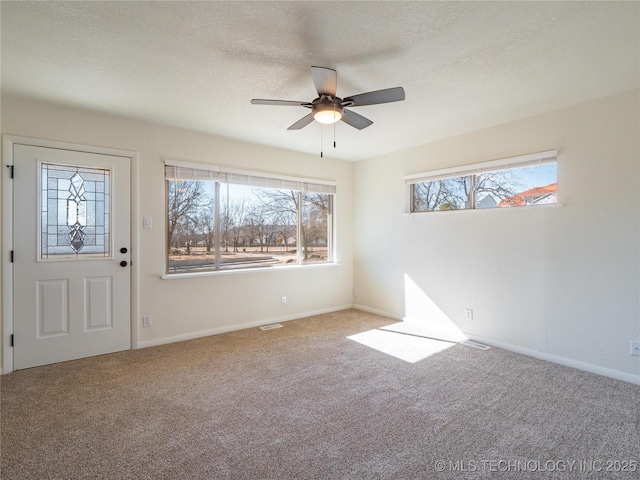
(312, 95), (345, 123)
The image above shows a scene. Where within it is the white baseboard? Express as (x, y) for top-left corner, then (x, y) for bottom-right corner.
(466, 333), (640, 386)
(137, 304), (355, 349)
(352, 304), (403, 321)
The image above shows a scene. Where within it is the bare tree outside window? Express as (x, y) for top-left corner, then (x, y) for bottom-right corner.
(227, 197), (249, 253)
(252, 188), (298, 255)
(301, 193), (330, 263)
(196, 204), (216, 253)
(412, 176), (471, 211)
(167, 180), (208, 251)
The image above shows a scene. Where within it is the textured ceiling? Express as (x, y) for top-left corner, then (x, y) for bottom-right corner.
(1, 1), (638, 161)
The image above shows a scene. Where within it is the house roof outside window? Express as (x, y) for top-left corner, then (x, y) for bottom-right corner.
(498, 183), (558, 207)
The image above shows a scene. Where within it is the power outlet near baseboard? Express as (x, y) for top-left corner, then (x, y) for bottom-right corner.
(630, 340), (640, 357)
(143, 315), (152, 327)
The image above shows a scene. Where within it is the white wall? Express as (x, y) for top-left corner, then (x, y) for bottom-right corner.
(0, 96), (355, 366)
(353, 90), (640, 383)
(3, 91), (639, 384)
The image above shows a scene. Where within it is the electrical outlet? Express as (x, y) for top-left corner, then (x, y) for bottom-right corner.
(143, 217), (152, 229)
(281, 296), (287, 305)
(143, 315), (152, 327)
(465, 309), (473, 321)
(630, 340), (640, 357)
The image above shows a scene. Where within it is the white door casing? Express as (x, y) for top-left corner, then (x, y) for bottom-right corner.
(5, 140), (134, 371)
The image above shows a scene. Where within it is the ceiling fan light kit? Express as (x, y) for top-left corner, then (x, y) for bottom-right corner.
(312, 98), (344, 124)
(251, 66), (405, 132)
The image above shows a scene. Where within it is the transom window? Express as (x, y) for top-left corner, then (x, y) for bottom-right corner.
(165, 162), (335, 274)
(405, 150), (557, 213)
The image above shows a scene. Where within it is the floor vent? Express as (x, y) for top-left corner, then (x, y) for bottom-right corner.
(461, 340), (490, 350)
(260, 324), (283, 331)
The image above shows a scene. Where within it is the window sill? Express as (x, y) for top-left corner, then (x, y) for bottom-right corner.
(161, 261), (341, 280)
(403, 203), (563, 216)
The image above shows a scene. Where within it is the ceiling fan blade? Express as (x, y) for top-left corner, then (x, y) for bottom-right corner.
(341, 109), (373, 130)
(287, 113), (314, 130)
(251, 99), (311, 107)
(311, 66), (337, 97)
(343, 87), (405, 107)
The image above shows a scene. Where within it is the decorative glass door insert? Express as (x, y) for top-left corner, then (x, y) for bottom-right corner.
(40, 162), (111, 259)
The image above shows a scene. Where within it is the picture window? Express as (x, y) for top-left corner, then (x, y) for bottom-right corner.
(165, 163), (335, 274)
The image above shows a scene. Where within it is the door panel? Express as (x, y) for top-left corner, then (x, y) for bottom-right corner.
(85, 276), (113, 331)
(37, 279), (69, 337)
(13, 144), (131, 369)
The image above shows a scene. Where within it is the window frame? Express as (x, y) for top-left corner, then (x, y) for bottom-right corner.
(164, 160), (336, 275)
(405, 150), (558, 213)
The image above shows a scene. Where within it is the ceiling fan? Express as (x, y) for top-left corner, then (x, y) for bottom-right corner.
(251, 66), (405, 130)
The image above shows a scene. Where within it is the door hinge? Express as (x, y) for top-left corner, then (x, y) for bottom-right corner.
(10, 334), (14, 347)
(7, 165), (14, 179)
(10, 250), (14, 263)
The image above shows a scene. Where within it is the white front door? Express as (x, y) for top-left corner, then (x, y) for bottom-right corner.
(12, 144), (131, 369)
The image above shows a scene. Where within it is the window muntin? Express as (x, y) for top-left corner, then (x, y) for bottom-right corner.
(407, 151), (557, 213)
(166, 164), (335, 274)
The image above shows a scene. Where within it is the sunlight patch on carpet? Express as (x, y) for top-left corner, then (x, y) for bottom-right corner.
(347, 329), (455, 363)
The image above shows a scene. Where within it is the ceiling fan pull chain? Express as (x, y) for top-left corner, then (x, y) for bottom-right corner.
(320, 124), (324, 158)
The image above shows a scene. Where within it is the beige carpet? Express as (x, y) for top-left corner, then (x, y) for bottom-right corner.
(1, 309), (639, 479)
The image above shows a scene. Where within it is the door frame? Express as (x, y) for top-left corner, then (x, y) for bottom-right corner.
(2, 135), (140, 374)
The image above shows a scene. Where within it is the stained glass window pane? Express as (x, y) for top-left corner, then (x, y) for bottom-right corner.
(40, 163), (111, 259)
